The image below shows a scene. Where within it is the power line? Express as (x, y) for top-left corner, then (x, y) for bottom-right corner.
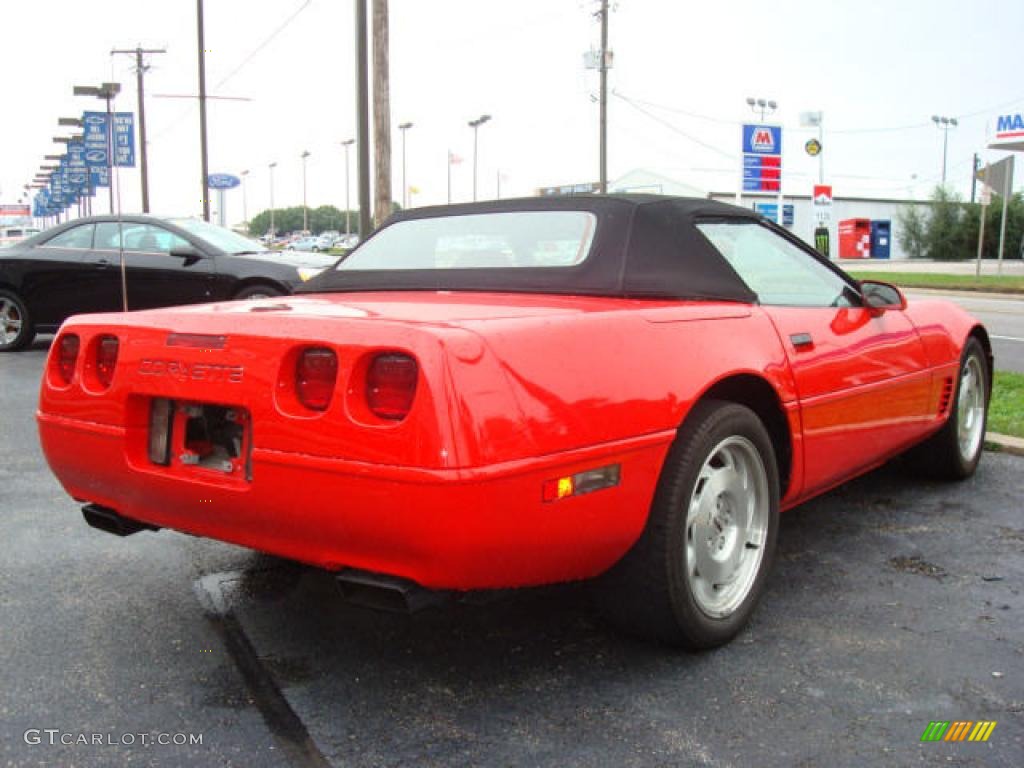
(213, 0), (312, 90)
(613, 92), (737, 161)
(147, 1), (314, 143)
(615, 90), (1024, 135)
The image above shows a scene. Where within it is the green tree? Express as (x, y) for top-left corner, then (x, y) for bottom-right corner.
(248, 206), (362, 237)
(962, 193), (1024, 260)
(924, 186), (965, 261)
(896, 187), (1024, 261)
(897, 204), (928, 259)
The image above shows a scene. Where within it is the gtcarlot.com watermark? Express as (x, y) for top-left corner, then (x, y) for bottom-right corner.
(24, 729), (203, 747)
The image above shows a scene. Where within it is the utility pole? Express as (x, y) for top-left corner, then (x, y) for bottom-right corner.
(598, 0), (609, 194)
(111, 46), (165, 213)
(372, 0), (392, 228)
(355, 0), (372, 237)
(196, 0), (211, 221)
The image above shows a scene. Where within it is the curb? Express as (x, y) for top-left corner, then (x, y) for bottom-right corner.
(985, 432), (1024, 456)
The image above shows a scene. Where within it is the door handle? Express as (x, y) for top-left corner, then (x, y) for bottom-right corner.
(95, 259), (112, 269)
(790, 332), (813, 348)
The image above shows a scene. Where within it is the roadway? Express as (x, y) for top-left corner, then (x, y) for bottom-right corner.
(907, 289), (1024, 373)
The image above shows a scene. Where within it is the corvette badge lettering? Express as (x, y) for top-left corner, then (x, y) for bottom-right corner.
(138, 359), (244, 383)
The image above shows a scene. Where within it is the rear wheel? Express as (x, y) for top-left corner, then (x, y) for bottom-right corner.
(234, 284), (285, 301)
(597, 400), (780, 649)
(0, 290), (35, 352)
(906, 337), (989, 480)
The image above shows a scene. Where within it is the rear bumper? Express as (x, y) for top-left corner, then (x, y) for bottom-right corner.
(38, 411), (672, 590)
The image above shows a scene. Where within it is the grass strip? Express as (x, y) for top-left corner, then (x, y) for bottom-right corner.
(847, 270), (1024, 294)
(990, 370), (1024, 438)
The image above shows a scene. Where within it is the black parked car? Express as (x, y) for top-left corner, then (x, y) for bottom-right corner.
(0, 215), (337, 351)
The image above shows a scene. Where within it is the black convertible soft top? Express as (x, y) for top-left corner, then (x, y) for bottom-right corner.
(299, 194), (761, 303)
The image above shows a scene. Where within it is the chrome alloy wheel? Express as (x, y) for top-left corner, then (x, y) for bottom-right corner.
(685, 435), (770, 619)
(1, 297), (23, 346)
(957, 355), (985, 462)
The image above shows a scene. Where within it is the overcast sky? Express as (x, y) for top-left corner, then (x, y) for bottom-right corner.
(3, 0), (1023, 225)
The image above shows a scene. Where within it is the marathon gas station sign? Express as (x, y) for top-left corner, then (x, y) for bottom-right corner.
(742, 124), (782, 192)
(991, 112), (1024, 151)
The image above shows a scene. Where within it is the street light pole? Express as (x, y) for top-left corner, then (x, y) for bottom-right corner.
(240, 169), (249, 230)
(341, 139), (355, 234)
(931, 115), (958, 185)
(268, 161), (277, 236)
(468, 114), (491, 202)
(301, 150), (311, 232)
(73, 83), (121, 213)
(746, 96), (777, 122)
(398, 122), (413, 208)
(745, 96), (781, 225)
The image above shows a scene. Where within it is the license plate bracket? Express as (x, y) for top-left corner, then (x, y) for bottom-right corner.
(149, 398), (252, 480)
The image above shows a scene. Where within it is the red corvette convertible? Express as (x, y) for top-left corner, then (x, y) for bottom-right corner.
(38, 196), (992, 648)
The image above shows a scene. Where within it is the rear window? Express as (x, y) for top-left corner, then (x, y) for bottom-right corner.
(337, 211), (596, 271)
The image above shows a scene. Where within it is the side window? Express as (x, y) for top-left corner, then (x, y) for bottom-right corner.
(97, 223), (190, 254)
(42, 224), (95, 250)
(697, 221), (857, 307)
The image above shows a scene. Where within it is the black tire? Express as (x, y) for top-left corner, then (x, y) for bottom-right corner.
(597, 400), (780, 649)
(233, 283), (286, 301)
(905, 336), (989, 480)
(0, 289), (36, 352)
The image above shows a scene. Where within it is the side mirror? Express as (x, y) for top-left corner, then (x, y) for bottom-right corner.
(860, 280), (906, 314)
(169, 245), (203, 259)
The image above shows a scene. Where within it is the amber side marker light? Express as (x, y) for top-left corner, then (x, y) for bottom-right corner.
(296, 347), (338, 411)
(95, 336), (119, 388)
(55, 334), (80, 385)
(542, 464), (621, 502)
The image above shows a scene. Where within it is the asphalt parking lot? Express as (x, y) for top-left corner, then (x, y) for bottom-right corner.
(1, 340), (1022, 767)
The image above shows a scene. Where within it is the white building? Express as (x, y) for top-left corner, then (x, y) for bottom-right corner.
(610, 168), (933, 260)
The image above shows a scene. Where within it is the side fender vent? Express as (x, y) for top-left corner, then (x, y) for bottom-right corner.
(938, 377), (954, 415)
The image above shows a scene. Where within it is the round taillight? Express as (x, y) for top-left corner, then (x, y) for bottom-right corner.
(296, 347), (338, 411)
(367, 353), (418, 420)
(55, 334), (80, 385)
(95, 335), (119, 388)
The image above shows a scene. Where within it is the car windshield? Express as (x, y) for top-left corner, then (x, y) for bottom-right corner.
(337, 211), (596, 270)
(168, 218), (266, 255)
